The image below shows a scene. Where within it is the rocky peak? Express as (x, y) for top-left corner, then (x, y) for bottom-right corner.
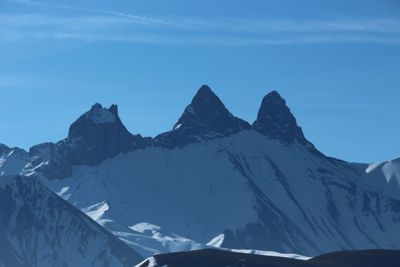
(63, 103), (149, 166)
(173, 85), (249, 131)
(68, 103), (129, 141)
(253, 91), (307, 145)
(19, 104), (151, 179)
(155, 85), (250, 148)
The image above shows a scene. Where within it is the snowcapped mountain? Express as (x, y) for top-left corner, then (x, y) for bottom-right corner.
(1, 85), (400, 259)
(0, 175), (142, 267)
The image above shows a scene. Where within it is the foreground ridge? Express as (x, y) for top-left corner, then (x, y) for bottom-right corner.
(136, 248), (400, 267)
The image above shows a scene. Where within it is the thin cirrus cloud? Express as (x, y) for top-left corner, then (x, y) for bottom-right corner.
(1, 0), (400, 45)
(2, 0), (176, 26)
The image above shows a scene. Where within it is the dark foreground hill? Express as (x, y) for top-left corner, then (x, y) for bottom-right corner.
(135, 248), (400, 267)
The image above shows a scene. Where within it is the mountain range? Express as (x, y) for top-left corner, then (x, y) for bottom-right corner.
(1, 85), (400, 266)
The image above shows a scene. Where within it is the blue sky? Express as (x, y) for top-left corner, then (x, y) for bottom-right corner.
(0, 0), (399, 163)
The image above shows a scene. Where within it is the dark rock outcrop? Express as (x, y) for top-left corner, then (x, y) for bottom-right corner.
(253, 91), (307, 145)
(155, 85), (250, 148)
(62, 103), (150, 165)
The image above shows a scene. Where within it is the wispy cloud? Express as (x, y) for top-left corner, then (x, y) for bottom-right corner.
(4, 0), (71, 9)
(5, 0), (44, 6)
(1, 0), (400, 46)
(2, 0), (176, 26)
(103, 11), (177, 27)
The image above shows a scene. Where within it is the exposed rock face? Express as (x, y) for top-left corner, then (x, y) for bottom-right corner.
(27, 142), (72, 179)
(155, 85), (250, 148)
(63, 103), (150, 166)
(0, 144), (9, 155)
(253, 91), (307, 145)
(0, 145), (28, 177)
(25, 104), (151, 179)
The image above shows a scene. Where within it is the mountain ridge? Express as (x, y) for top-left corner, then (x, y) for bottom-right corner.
(1, 84), (400, 261)
(1, 85), (334, 180)
(0, 85), (381, 170)
(0, 175), (142, 267)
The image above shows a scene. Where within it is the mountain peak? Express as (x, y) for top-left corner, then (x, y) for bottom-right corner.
(109, 104), (119, 117)
(172, 85), (249, 131)
(253, 90), (306, 144)
(173, 85), (226, 130)
(155, 85), (250, 148)
(69, 103), (123, 139)
(90, 102), (103, 110)
(265, 90), (282, 99)
(63, 103), (148, 166)
(190, 84), (220, 106)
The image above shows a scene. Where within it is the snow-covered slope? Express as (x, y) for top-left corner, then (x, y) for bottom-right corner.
(1, 85), (400, 259)
(40, 130), (400, 257)
(0, 175), (142, 267)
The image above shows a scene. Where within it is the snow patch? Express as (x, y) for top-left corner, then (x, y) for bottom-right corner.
(366, 162), (382, 173)
(230, 249), (311, 260)
(131, 222), (161, 234)
(57, 186), (71, 198)
(207, 234), (224, 247)
(57, 186), (69, 195)
(91, 108), (116, 124)
(382, 159), (400, 184)
(134, 256), (157, 267)
(83, 201), (110, 221)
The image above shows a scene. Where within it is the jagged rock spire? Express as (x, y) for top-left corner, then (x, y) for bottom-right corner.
(173, 85), (250, 132)
(24, 103), (151, 179)
(155, 85), (250, 148)
(253, 91), (307, 145)
(68, 103), (119, 139)
(64, 103), (149, 166)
